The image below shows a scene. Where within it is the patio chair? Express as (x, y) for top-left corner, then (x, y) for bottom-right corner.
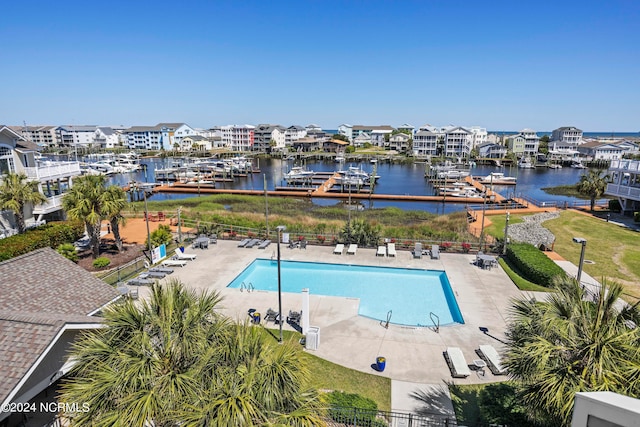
(444, 347), (471, 378)
(174, 248), (197, 260)
(333, 243), (344, 254)
(209, 234), (217, 244)
(258, 239), (271, 249)
(287, 310), (302, 325)
(288, 240), (299, 249)
(387, 243), (396, 257)
(431, 244), (440, 260)
(264, 308), (280, 324)
(299, 240), (307, 250)
(157, 211), (165, 221)
(477, 344), (507, 375)
(413, 242), (423, 259)
(376, 246), (386, 257)
(347, 244), (358, 255)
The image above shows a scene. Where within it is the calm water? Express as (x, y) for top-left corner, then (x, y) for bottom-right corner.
(108, 157), (597, 213)
(227, 259), (463, 326)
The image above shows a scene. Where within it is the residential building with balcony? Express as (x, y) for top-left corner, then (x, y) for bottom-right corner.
(214, 125), (255, 151)
(285, 125), (307, 145)
(388, 132), (411, 152)
(551, 126), (584, 145)
(397, 123), (415, 136)
(507, 128), (540, 157)
(605, 159), (640, 214)
(0, 126), (81, 236)
(10, 125), (57, 147)
(469, 126), (488, 148)
(477, 142), (507, 158)
(352, 125), (395, 144)
(55, 125), (99, 148)
(253, 124), (286, 152)
(94, 127), (120, 149)
(337, 124), (353, 142)
(577, 141), (626, 161)
(443, 126), (473, 158)
(412, 129), (439, 157)
(124, 123), (189, 150)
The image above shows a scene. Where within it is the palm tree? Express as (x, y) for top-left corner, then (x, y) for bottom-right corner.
(101, 184), (127, 252)
(576, 169), (609, 211)
(62, 175), (107, 258)
(0, 172), (46, 233)
(59, 280), (324, 426)
(504, 277), (640, 426)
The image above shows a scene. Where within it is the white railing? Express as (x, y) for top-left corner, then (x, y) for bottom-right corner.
(609, 159), (640, 172)
(33, 194), (65, 214)
(606, 184), (640, 200)
(24, 162), (81, 181)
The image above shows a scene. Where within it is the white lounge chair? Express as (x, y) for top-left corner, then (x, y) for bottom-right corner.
(431, 244), (440, 260)
(347, 244), (358, 255)
(444, 347), (471, 378)
(333, 243), (344, 255)
(478, 344), (507, 375)
(387, 243), (396, 257)
(174, 248), (197, 261)
(376, 246), (386, 257)
(162, 259), (187, 267)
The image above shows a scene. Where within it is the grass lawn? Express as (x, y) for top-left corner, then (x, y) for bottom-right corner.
(544, 211), (640, 301)
(484, 213), (524, 239)
(263, 329), (391, 411)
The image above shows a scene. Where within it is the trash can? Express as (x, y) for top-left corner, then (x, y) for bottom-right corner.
(253, 312), (261, 324)
(179, 246), (185, 253)
(305, 327), (320, 350)
(376, 356), (386, 372)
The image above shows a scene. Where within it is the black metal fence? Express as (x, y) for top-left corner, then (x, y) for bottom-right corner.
(325, 406), (458, 427)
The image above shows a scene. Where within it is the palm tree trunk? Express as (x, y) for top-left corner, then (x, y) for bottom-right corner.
(111, 218), (123, 252)
(14, 207), (26, 234)
(590, 197), (596, 211)
(86, 222), (101, 259)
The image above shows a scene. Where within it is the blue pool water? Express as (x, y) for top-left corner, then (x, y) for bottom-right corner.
(228, 260), (464, 327)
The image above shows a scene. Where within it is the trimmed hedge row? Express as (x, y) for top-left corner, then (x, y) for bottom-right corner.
(0, 221), (84, 262)
(505, 242), (567, 287)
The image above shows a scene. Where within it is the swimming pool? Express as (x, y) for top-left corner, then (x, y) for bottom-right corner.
(227, 259), (464, 327)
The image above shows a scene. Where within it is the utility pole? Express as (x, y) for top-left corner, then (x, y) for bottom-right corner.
(503, 211), (510, 255)
(177, 207), (182, 243)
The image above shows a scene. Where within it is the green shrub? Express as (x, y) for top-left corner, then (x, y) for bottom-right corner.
(148, 224), (173, 248)
(57, 243), (78, 263)
(635, 212), (640, 223)
(326, 391), (384, 426)
(0, 221), (84, 262)
(505, 243), (567, 287)
(92, 257), (111, 269)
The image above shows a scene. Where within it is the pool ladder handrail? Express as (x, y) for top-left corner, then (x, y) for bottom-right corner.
(429, 311), (440, 333)
(240, 282), (255, 293)
(380, 310), (392, 329)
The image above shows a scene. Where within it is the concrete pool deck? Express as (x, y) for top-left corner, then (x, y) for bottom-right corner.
(133, 240), (554, 414)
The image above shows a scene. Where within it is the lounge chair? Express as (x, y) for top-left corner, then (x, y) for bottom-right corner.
(431, 244), (440, 260)
(245, 238), (261, 248)
(376, 246), (386, 257)
(387, 243), (396, 257)
(444, 347), (471, 378)
(127, 277), (154, 286)
(117, 284), (139, 300)
(141, 271), (166, 279)
(413, 242), (423, 259)
(148, 265), (174, 274)
(286, 310), (302, 325)
(257, 239), (271, 249)
(174, 248), (197, 260)
(333, 243), (344, 255)
(209, 234), (217, 244)
(264, 308), (279, 324)
(299, 240), (307, 250)
(477, 344), (507, 375)
(347, 244), (358, 255)
(162, 259), (187, 267)
(237, 238), (251, 248)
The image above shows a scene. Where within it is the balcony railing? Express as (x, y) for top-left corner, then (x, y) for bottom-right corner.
(609, 159), (640, 172)
(33, 194), (65, 215)
(606, 183), (640, 201)
(24, 162), (81, 181)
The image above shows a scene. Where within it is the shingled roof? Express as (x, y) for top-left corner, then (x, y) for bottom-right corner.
(0, 248), (120, 315)
(0, 248), (120, 408)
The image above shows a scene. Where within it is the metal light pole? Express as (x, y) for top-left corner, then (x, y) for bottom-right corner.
(502, 211), (510, 255)
(573, 237), (587, 284)
(276, 225), (286, 343)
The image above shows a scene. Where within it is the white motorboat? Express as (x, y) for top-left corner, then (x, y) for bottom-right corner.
(478, 172), (517, 184)
(518, 157), (535, 169)
(285, 166), (315, 182)
(570, 161), (587, 169)
(437, 169), (470, 179)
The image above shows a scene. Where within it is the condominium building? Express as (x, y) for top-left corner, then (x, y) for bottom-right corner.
(253, 124), (286, 152)
(55, 125), (99, 148)
(412, 128), (439, 157)
(214, 125), (255, 151)
(9, 125), (57, 147)
(443, 126), (473, 158)
(285, 125), (307, 145)
(124, 123), (194, 150)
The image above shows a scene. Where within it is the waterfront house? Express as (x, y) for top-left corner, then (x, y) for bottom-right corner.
(285, 125), (307, 145)
(396, 123), (415, 136)
(353, 132), (372, 147)
(0, 248), (121, 426)
(0, 126), (81, 235)
(551, 126), (584, 145)
(477, 142), (507, 159)
(412, 129), (439, 157)
(291, 136), (321, 152)
(337, 124), (353, 142)
(55, 125), (99, 148)
(352, 125), (395, 145)
(124, 123), (196, 151)
(506, 129), (540, 157)
(443, 126), (473, 158)
(9, 125), (57, 148)
(213, 124), (255, 151)
(94, 127), (121, 149)
(388, 132), (411, 153)
(605, 159), (640, 214)
(469, 126), (488, 148)
(180, 135), (214, 151)
(577, 141), (626, 161)
(324, 139), (349, 153)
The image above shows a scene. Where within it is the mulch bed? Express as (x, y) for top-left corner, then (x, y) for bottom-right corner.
(77, 240), (145, 272)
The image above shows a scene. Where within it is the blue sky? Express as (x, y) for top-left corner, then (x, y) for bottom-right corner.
(1, 0), (638, 131)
